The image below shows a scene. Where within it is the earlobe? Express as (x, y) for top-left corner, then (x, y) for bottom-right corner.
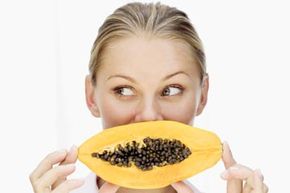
(85, 75), (100, 117)
(196, 75), (209, 116)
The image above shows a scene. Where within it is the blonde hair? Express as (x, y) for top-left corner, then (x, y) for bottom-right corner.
(89, 2), (206, 86)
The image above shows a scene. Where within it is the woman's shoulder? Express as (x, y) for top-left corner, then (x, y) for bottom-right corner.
(70, 173), (99, 193)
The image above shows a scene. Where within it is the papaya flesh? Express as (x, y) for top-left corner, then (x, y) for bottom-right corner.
(78, 120), (222, 189)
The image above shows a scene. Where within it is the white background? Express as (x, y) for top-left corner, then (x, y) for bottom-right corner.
(0, 0), (289, 192)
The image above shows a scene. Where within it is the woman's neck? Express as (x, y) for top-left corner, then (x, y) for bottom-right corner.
(97, 177), (177, 193)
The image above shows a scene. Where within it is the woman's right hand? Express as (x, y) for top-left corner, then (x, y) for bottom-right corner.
(29, 146), (84, 193)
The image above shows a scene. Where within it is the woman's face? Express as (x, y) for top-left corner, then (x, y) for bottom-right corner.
(86, 36), (208, 129)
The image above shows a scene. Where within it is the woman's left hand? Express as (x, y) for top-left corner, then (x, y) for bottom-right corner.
(221, 141), (268, 193)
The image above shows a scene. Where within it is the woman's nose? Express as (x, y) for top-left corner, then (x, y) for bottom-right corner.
(134, 98), (163, 122)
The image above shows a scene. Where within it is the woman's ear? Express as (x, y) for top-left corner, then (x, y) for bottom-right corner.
(196, 75), (209, 116)
(85, 75), (100, 117)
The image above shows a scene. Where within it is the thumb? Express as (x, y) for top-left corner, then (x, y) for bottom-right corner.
(222, 141), (236, 169)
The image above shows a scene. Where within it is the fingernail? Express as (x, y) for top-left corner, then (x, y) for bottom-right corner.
(222, 141), (226, 152)
(220, 171), (228, 179)
(255, 169), (262, 178)
(70, 145), (77, 153)
(58, 149), (67, 154)
(223, 140), (228, 146)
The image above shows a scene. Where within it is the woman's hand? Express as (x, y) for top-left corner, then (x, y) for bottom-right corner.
(170, 142), (268, 193)
(221, 141), (268, 193)
(29, 146), (84, 193)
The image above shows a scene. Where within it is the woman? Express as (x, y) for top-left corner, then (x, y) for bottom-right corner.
(29, 2), (268, 193)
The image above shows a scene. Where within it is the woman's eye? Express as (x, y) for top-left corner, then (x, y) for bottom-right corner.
(113, 86), (134, 96)
(162, 85), (183, 96)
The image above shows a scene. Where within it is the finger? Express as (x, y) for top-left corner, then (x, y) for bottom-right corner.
(221, 141), (242, 193)
(243, 181), (268, 193)
(263, 184), (269, 193)
(252, 170), (263, 193)
(242, 182), (251, 193)
(30, 149), (67, 182)
(222, 141), (237, 169)
(242, 182), (268, 193)
(221, 165), (253, 181)
(51, 179), (84, 193)
(99, 182), (120, 193)
(171, 181), (195, 193)
(60, 145), (78, 165)
(52, 145), (78, 189)
(255, 169), (267, 193)
(222, 167), (267, 193)
(38, 164), (76, 188)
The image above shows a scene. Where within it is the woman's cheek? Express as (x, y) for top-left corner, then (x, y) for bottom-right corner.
(100, 97), (137, 129)
(160, 99), (196, 125)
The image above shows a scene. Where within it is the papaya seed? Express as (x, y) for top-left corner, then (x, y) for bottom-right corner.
(91, 137), (191, 171)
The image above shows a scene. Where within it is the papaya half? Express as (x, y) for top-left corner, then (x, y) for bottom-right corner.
(78, 120), (222, 189)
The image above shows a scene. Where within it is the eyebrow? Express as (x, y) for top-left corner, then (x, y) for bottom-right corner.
(106, 71), (190, 83)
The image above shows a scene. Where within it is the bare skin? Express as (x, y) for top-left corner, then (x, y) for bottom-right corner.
(29, 36), (268, 193)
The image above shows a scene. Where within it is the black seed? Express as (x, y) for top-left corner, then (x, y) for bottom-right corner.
(117, 151), (124, 156)
(91, 152), (99, 158)
(91, 137), (192, 171)
(104, 154), (109, 160)
(117, 162), (122, 166)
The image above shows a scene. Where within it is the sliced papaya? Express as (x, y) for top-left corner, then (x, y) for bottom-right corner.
(78, 120), (222, 189)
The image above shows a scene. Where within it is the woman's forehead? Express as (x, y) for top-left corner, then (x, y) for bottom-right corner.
(101, 36), (197, 71)
(105, 36), (193, 56)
